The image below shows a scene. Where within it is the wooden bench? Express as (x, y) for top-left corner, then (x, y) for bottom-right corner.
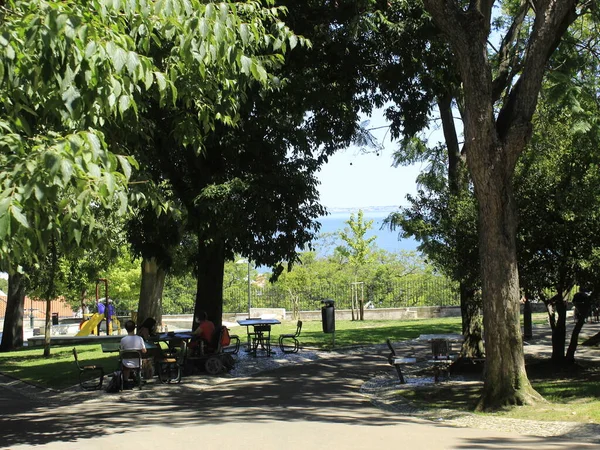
(386, 339), (416, 384)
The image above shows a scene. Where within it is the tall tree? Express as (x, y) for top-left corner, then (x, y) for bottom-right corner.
(516, 28), (600, 363)
(0, 0), (299, 344)
(356, 1), (484, 357)
(420, 0), (591, 409)
(338, 210), (376, 320)
(135, 1), (390, 326)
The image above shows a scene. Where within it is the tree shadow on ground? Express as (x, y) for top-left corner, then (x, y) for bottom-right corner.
(1, 350), (411, 447)
(1, 335), (599, 449)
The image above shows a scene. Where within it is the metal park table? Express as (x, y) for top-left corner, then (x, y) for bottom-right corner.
(237, 319), (281, 357)
(147, 332), (194, 354)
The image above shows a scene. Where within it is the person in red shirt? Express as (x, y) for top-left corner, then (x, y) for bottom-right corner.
(191, 311), (216, 354)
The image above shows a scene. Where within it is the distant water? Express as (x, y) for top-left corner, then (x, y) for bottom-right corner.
(257, 209), (419, 272)
(314, 209), (418, 254)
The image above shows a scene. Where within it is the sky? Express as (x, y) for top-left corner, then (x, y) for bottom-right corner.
(316, 107), (427, 210)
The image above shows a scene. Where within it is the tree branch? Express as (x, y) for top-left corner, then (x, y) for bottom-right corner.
(491, 0), (530, 102)
(476, 0), (496, 28)
(496, 0), (579, 164)
(438, 94), (462, 195)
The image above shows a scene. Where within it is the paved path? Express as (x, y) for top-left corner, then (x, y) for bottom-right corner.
(1, 326), (599, 449)
(0, 359), (597, 449)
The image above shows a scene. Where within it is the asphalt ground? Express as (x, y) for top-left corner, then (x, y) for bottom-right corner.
(1, 323), (599, 450)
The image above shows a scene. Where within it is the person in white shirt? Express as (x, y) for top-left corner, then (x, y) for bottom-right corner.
(120, 320), (147, 382)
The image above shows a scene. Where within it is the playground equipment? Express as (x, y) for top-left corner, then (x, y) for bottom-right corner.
(76, 313), (105, 336)
(75, 278), (121, 336)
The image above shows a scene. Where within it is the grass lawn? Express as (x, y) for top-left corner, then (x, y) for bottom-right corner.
(398, 363), (600, 424)
(0, 317), (463, 389)
(290, 316), (462, 349)
(396, 325), (600, 424)
(0, 344), (118, 390)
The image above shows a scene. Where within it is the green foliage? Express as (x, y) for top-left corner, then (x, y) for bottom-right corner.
(162, 273), (197, 315)
(64, 247), (118, 307)
(104, 249), (141, 314)
(386, 168), (479, 288)
(161, 246), (458, 314)
(0, 0), (300, 272)
(249, 248), (457, 311)
(516, 91), (600, 297)
(337, 210), (377, 272)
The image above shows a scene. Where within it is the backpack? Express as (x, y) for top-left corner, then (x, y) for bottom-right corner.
(105, 370), (122, 393)
(220, 326), (231, 347)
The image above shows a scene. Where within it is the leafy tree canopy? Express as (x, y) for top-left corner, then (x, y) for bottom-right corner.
(0, 0), (300, 271)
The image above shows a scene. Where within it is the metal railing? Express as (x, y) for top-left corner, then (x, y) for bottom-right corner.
(163, 278), (459, 315)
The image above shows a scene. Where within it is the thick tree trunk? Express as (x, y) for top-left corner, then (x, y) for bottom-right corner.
(43, 299), (52, 357)
(194, 239), (225, 328)
(473, 159), (541, 411)
(422, 0), (577, 412)
(460, 285), (484, 359)
(552, 292), (568, 363)
(137, 257), (166, 328)
(0, 273), (26, 351)
(566, 316), (585, 363)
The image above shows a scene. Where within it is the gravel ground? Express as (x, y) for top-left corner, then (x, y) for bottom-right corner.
(359, 374), (600, 440)
(227, 346), (325, 377)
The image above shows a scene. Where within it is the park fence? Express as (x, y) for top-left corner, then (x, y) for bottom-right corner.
(163, 278), (459, 315)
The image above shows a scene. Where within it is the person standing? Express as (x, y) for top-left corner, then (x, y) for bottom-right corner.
(106, 299), (116, 335)
(573, 285), (592, 323)
(96, 299), (106, 336)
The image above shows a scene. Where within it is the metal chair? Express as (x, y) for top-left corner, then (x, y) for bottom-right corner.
(251, 324), (272, 356)
(119, 349), (143, 389)
(429, 339), (453, 382)
(157, 341), (185, 384)
(278, 320), (302, 353)
(222, 334), (241, 355)
(72, 348), (104, 390)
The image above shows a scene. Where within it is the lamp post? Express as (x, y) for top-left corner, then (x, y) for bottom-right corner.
(246, 261), (251, 317)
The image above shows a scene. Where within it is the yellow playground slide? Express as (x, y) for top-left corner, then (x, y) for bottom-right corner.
(75, 313), (104, 336)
